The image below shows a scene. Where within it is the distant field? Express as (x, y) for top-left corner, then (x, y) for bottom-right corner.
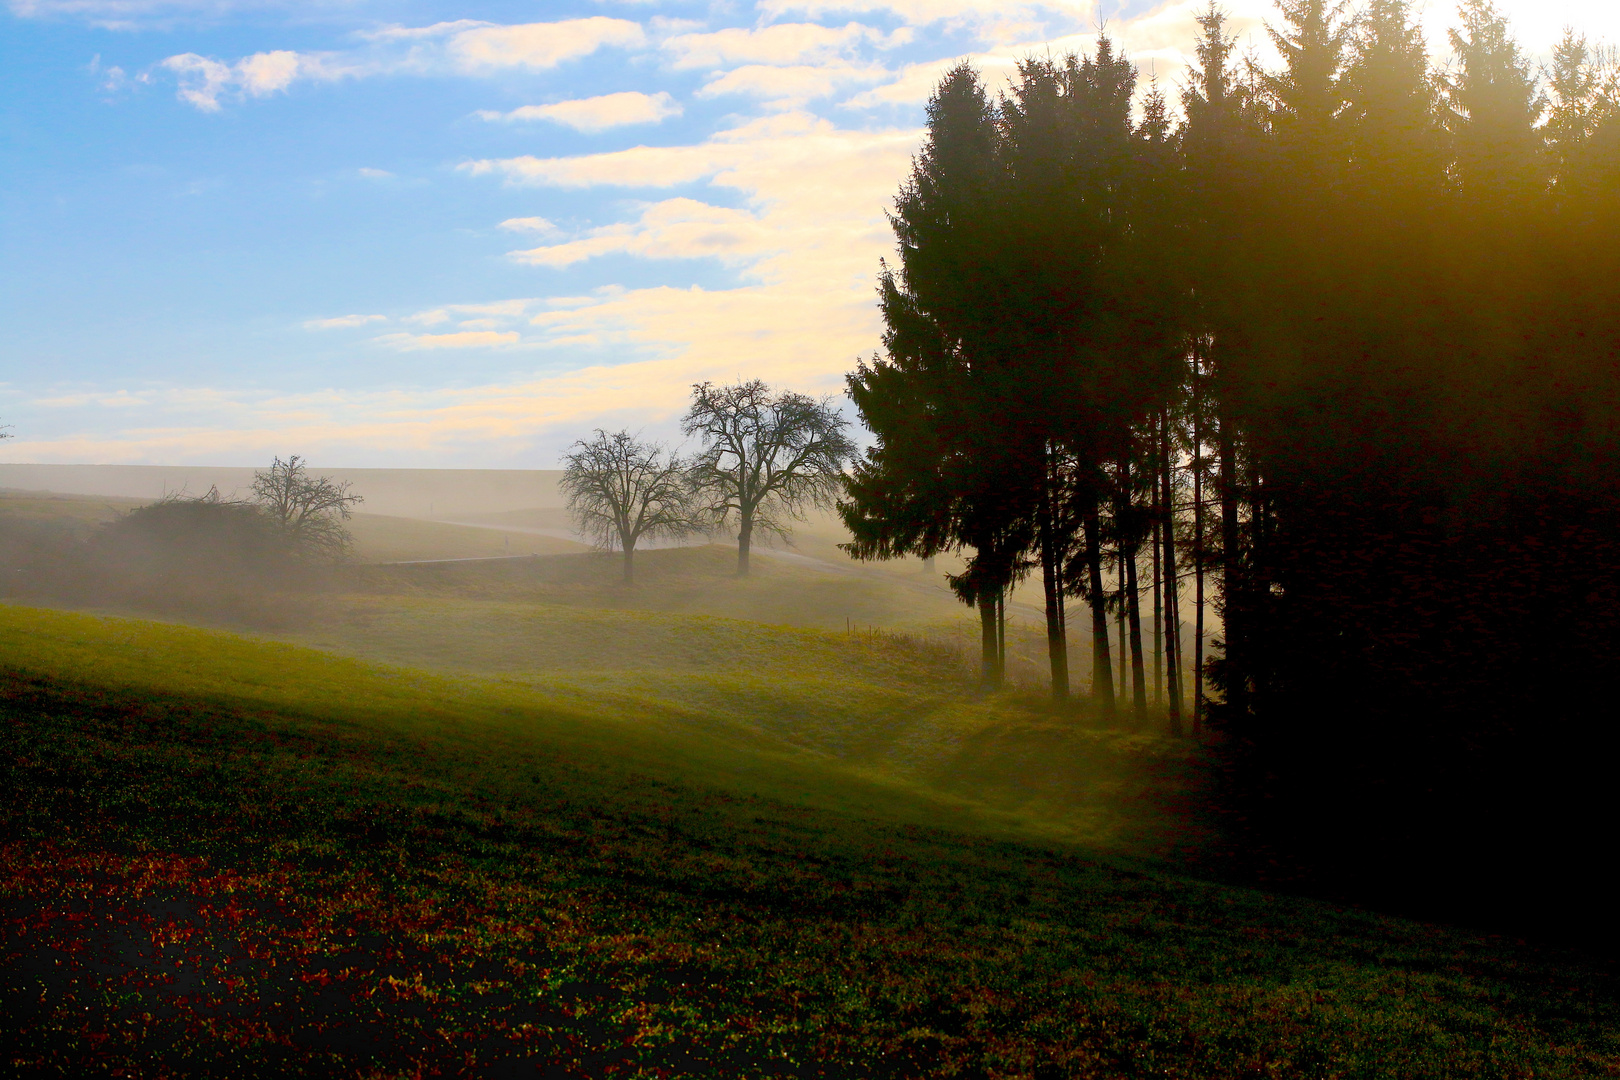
(0, 487), (143, 527)
(3, 603), (1616, 1076)
(344, 512), (587, 564)
(361, 543), (966, 630)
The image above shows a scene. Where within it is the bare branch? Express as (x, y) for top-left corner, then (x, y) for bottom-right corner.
(249, 455), (363, 560)
(560, 430), (697, 581)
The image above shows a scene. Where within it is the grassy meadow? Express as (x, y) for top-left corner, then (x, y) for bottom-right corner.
(2, 494), (1618, 1075)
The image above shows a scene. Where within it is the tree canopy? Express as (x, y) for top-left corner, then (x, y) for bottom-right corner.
(560, 429), (695, 583)
(683, 380), (855, 576)
(841, 2), (1620, 938)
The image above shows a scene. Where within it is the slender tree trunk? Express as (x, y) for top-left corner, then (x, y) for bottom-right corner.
(1152, 460), (1163, 709)
(979, 592), (1000, 687)
(737, 506), (753, 577)
(1193, 363), (1206, 737)
(997, 586), (1007, 677)
(1162, 421), (1184, 738)
(623, 544), (635, 584)
(1126, 557), (1146, 721)
(1219, 399), (1243, 717)
(1083, 491), (1114, 715)
(1038, 465), (1069, 701)
(1118, 460), (1146, 721)
(1117, 548), (1128, 708)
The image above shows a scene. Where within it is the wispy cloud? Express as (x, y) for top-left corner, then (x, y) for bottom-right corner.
(662, 21), (909, 69)
(510, 198), (777, 268)
(374, 330), (522, 351)
(157, 17), (647, 111)
(446, 18), (646, 72)
(499, 217), (559, 234)
(304, 314), (386, 330)
(698, 63), (889, 104)
(476, 91), (681, 132)
(161, 49), (359, 111)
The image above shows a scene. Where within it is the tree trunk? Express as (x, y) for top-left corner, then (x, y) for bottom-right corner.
(1038, 476), (1069, 702)
(979, 592), (1001, 687)
(623, 544), (635, 584)
(1162, 421), (1184, 738)
(1152, 464), (1163, 709)
(1192, 367), (1206, 737)
(737, 508), (753, 577)
(1083, 491), (1114, 715)
(1219, 402), (1243, 717)
(1126, 544), (1146, 724)
(1116, 459), (1146, 721)
(997, 586), (1007, 676)
(1116, 548), (1128, 710)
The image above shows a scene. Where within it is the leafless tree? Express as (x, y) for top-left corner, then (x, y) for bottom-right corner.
(682, 380), (855, 576)
(250, 455), (363, 559)
(560, 430), (696, 583)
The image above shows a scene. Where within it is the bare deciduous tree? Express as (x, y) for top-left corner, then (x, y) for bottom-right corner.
(683, 380), (855, 576)
(250, 455), (363, 559)
(560, 429), (695, 583)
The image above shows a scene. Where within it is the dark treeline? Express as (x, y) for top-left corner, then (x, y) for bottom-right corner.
(841, 0), (1620, 941)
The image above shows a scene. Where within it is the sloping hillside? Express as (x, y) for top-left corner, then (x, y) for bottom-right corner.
(2, 604), (1615, 1077)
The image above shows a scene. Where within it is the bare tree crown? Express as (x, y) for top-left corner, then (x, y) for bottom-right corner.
(682, 380), (856, 542)
(560, 430), (696, 580)
(250, 455), (363, 558)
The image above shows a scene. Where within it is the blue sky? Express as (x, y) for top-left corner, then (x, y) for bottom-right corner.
(2, 0), (1615, 467)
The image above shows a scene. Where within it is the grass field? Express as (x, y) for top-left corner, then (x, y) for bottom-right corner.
(344, 513), (588, 564)
(3, 495), (1616, 1076)
(3, 603), (1619, 1077)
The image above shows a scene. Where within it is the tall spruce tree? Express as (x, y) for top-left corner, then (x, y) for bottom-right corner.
(842, 63), (1029, 685)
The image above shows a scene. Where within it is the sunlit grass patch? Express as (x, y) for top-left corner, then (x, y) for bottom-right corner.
(2, 612), (1616, 1076)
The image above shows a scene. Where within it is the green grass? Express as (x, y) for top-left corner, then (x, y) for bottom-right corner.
(290, 588), (1195, 853)
(3, 602), (1619, 1077)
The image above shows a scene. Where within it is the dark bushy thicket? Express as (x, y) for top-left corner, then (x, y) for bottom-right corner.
(90, 495), (319, 611)
(1, 491), (340, 624)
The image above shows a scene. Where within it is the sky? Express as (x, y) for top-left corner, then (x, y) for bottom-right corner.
(2, 0), (1617, 468)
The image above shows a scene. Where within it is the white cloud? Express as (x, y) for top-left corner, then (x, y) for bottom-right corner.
(662, 21), (907, 69)
(499, 217), (559, 234)
(374, 330), (522, 350)
(160, 49), (357, 111)
(446, 18), (646, 72)
(754, 0), (1088, 33)
(304, 314), (387, 330)
(157, 17), (648, 111)
(357, 167), (393, 179)
(511, 198), (779, 268)
(461, 109), (916, 193)
(361, 19), (490, 43)
(403, 299), (538, 327)
(476, 91), (681, 132)
(698, 62), (887, 103)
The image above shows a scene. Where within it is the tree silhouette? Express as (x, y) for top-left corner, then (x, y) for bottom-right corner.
(683, 380), (855, 576)
(842, 62), (1029, 686)
(250, 456), (362, 560)
(560, 429), (695, 583)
